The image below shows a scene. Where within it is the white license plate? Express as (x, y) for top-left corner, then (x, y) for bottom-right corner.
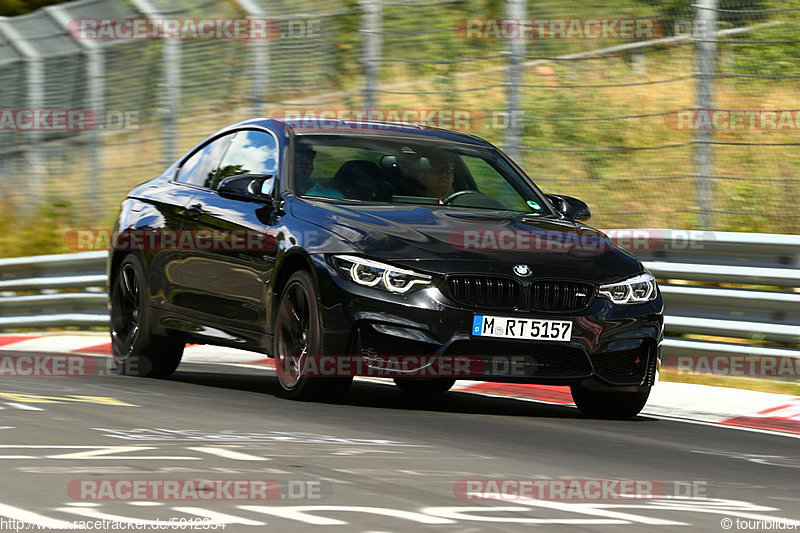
(471, 315), (572, 342)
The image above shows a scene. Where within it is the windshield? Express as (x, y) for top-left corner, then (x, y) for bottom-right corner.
(292, 134), (551, 214)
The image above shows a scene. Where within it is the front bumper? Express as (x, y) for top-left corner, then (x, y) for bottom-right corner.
(311, 255), (663, 389)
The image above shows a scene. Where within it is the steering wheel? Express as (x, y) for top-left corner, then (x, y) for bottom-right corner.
(441, 190), (481, 205)
(441, 190), (506, 209)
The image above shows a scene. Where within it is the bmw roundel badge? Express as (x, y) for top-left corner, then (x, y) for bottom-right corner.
(513, 264), (532, 277)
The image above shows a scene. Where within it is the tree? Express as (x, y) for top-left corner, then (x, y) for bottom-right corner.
(635, 0), (769, 35)
(1, 0), (73, 17)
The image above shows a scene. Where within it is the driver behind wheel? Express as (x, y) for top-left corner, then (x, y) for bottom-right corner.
(399, 150), (454, 202)
(420, 153), (454, 201)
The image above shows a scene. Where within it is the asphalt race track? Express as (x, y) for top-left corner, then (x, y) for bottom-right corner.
(0, 353), (798, 532)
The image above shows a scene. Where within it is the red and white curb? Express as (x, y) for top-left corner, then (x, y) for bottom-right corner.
(1, 333), (798, 438)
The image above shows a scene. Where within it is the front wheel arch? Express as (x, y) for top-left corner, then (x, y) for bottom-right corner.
(273, 269), (352, 400)
(269, 251), (317, 332)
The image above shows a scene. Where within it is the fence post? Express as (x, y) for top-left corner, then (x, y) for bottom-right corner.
(161, 40), (181, 165)
(0, 19), (45, 210)
(504, 0), (525, 164)
(47, 5), (104, 223)
(130, 0), (179, 166)
(694, 0), (717, 229)
(361, 0), (381, 111)
(236, 0), (269, 117)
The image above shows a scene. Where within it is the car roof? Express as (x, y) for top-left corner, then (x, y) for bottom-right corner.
(220, 117), (494, 147)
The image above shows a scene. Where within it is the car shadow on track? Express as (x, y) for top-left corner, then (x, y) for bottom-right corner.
(168, 363), (658, 422)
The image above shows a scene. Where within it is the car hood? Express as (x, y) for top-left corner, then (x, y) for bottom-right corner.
(292, 200), (643, 283)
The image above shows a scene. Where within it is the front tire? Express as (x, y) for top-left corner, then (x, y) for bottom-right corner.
(570, 382), (650, 419)
(274, 271), (352, 401)
(110, 254), (184, 378)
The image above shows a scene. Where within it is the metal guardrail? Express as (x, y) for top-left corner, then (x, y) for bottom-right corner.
(0, 251), (107, 328)
(0, 231), (798, 361)
(625, 229), (800, 360)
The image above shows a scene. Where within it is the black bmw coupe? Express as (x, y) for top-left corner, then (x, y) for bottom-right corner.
(109, 118), (663, 418)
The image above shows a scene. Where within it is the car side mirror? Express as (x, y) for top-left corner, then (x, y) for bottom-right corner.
(218, 174), (274, 204)
(546, 194), (591, 221)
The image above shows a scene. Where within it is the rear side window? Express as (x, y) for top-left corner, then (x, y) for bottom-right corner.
(214, 130), (279, 193)
(176, 135), (233, 187)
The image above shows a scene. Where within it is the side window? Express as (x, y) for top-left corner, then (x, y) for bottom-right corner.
(175, 135), (233, 187)
(214, 130), (279, 193)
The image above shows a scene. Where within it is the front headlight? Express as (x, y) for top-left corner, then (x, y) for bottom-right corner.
(333, 255), (432, 294)
(598, 272), (657, 305)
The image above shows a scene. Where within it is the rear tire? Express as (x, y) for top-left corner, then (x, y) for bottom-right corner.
(110, 254), (184, 378)
(394, 377), (456, 394)
(570, 382), (650, 419)
(274, 270), (352, 401)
